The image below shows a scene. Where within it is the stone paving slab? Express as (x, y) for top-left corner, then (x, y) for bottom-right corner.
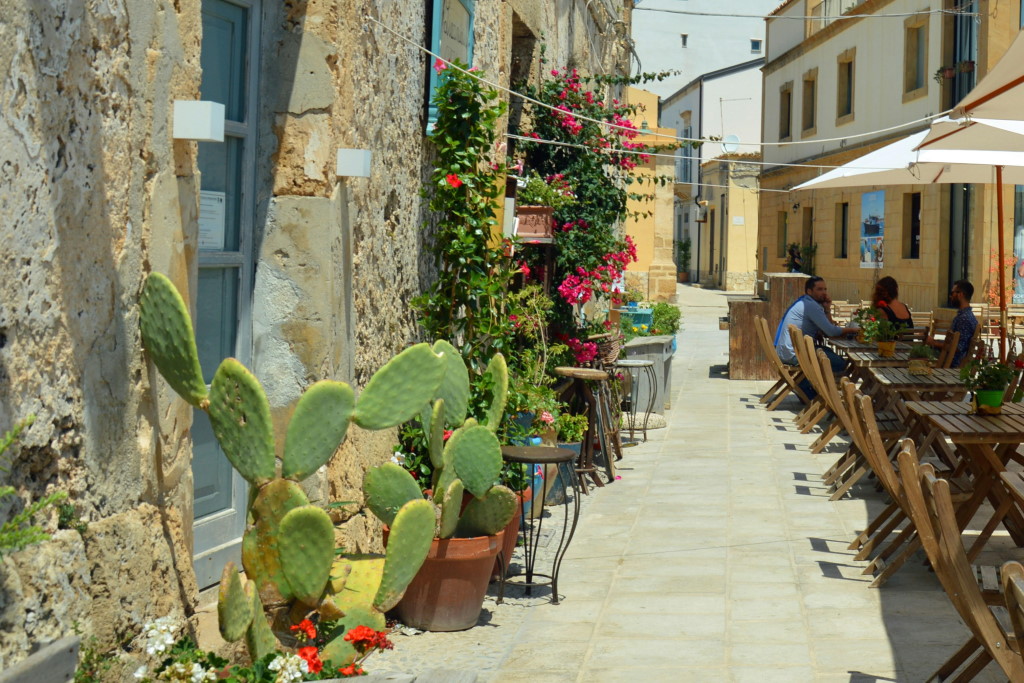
(368, 285), (1008, 681)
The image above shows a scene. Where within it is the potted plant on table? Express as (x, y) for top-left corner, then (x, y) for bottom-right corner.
(908, 343), (937, 375)
(960, 353), (1024, 415)
(862, 315), (905, 357)
(515, 172), (575, 239)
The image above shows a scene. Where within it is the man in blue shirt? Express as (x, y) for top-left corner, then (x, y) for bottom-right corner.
(926, 279), (977, 368)
(775, 276), (857, 399)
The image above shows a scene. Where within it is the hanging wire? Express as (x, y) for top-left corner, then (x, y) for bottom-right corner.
(633, 6), (977, 21)
(361, 13), (952, 150)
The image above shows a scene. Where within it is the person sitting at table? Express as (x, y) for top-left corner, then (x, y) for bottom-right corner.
(774, 276), (858, 399)
(873, 276), (913, 327)
(925, 279), (977, 368)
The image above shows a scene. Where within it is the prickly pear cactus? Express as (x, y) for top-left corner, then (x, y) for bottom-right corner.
(139, 273), (441, 667)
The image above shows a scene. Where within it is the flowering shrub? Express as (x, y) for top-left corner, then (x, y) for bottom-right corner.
(960, 352), (1024, 393)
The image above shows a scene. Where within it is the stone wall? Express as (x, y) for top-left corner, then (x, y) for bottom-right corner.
(0, 0), (631, 673)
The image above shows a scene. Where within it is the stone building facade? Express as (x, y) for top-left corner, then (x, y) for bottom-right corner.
(0, 0), (633, 674)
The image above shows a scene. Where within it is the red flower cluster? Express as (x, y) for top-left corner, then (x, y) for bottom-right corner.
(338, 663), (365, 676)
(445, 174), (463, 189)
(560, 219), (589, 232)
(297, 645), (323, 674)
(343, 625), (394, 653)
(290, 619), (316, 641)
(558, 274), (592, 306)
(567, 338), (598, 365)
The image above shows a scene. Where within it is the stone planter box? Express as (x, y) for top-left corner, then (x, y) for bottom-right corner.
(623, 334), (675, 414)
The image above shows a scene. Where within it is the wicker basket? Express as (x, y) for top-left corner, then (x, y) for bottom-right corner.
(597, 335), (621, 366)
(908, 359), (933, 376)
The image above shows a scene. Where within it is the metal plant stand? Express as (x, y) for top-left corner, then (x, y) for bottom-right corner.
(615, 358), (657, 442)
(497, 446), (582, 605)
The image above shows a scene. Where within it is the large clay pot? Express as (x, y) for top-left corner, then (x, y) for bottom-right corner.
(492, 488), (529, 580)
(516, 205), (555, 239)
(392, 534), (501, 631)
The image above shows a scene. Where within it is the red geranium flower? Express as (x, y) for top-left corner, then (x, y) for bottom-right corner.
(433, 58), (447, 74)
(290, 618), (316, 641)
(445, 173), (463, 188)
(339, 664), (364, 676)
(297, 645), (323, 674)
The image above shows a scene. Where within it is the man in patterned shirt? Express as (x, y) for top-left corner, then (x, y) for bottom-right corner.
(926, 280), (977, 368)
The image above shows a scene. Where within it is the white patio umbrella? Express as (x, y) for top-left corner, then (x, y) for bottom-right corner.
(950, 29), (1024, 121)
(792, 136), (1024, 358)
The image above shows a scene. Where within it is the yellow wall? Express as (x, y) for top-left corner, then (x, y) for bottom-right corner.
(702, 158), (760, 290)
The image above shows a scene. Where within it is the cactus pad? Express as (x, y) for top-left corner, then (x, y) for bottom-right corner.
(329, 553), (385, 612)
(243, 479), (309, 604)
(438, 478), (464, 539)
(208, 358), (275, 485)
(319, 603), (386, 668)
(217, 562), (253, 642)
(278, 505), (335, 605)
(373, 498), (436, 612)
(428, 399), (446, 469)
(353, 343), (445, 430)
(432, 340), (470, 426)
(448, 425), (503, 498)
(139, 272), (208, 407)
(455, 485), (517, 537)
(282, 380), (355, 480)
(363, 463), (423, 527)
(244, 588), (278, 662)
(483, 353), (508, 432)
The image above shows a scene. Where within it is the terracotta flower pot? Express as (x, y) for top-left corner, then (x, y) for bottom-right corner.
(876, 340), (896, 357)
(492, 488), (530, 580)
(516, 205), (555, 239)
(392, 534), (502, 632)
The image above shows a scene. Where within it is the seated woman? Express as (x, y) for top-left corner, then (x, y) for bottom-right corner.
(873, 276), (913, 327)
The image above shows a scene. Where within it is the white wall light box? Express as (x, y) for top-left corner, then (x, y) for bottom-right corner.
(172, 100), (225, 142)
(336, 148), (372, 178)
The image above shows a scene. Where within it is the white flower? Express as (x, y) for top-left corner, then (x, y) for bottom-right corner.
(267, 654), (309, 683)
(134, 665), (148, 680)
(390, 450), (406, 465)
(143, 616), (177, 656)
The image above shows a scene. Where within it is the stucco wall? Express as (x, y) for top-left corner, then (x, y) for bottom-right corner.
(0, 0), (632, 674)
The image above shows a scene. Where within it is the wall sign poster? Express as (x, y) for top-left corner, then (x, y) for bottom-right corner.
(859, 190), (885, 269)
(426, 0), (475, 133)
(1014, 187), (1024, 303)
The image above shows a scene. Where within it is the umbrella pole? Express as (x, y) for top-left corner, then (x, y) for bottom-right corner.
(998, 165), (1007, 362)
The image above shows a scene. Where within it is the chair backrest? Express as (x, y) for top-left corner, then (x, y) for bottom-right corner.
(790, 326), (825, 398)
(1003, 561), (1024, 655)
(965, 314), (985, 361)
(935, 330), (961, 369)
(929, 308), (958, 340)
(754, 316), (787, 372)
(898, 446), (1024, 680)
(849, 391), (901, 499)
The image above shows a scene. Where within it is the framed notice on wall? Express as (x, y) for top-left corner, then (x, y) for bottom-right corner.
(426, 0), (476, 133)
(859, 190), (885, 269)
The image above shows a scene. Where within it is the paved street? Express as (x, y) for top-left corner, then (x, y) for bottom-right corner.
(370, 284), (1009, 682)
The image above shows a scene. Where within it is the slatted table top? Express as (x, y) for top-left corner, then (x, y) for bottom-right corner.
(870, 367), (964, 390)
(905, 400), (1024, 443)
(846, 349), (911, 367)
(830, 338), (912, 352)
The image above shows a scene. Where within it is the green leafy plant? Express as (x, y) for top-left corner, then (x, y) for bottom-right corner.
(516, 172), (576, 210)
(960, 353), (1023, 392)
(555, 413), (588, 444)
(862, 316), (905, 342)
(139, 272), (437, 668)
(0, 416), (68, 555)
(677, 236), (691, 272)
(909, 344), (936, 360)
(651, 302), (681, 335)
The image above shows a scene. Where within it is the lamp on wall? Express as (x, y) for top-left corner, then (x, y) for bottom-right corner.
(336, 148), (372, 178)
(791, 202), (801, 213)
(172, 101), (225, 142)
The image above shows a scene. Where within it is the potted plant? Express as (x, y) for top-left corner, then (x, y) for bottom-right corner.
(934, 65), (956, 83)
(908, 343), (937, 375)
(363, 341), (517, 632)
(860, 313), (904, 356)
(515, 172), (575, 239)
(960, 354), (1024, 415)
(677, 236), (691, 283)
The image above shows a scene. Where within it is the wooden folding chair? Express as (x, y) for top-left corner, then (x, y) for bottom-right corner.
(899, 448), (1024, 681)
(930, 308), (958, 341)
(935, 330), (962, 369)
(797, 334), (845, 453)
(789, 325), (830, 434)
(754, 316), (810, 410)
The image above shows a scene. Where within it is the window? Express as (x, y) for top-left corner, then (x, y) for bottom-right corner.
(903, 15), (929, 101)
(680, 34), (688, 48)
(835, 202), (849, 258)
(903, 192), (922, 259)
(836, 48), (855, 124)
(681, 122), (693, 183)
(751, 39), (762, 53)
(779, 82), (793, 140)
(801, 68), (818, 136)
(777, 211), (788, 258)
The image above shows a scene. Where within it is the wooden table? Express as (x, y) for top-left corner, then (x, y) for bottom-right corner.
(830, 338), (912, 353)
(869, 368), (967, 414)
(904, 400), (1024, 556)
(846, 349), (911, 369)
